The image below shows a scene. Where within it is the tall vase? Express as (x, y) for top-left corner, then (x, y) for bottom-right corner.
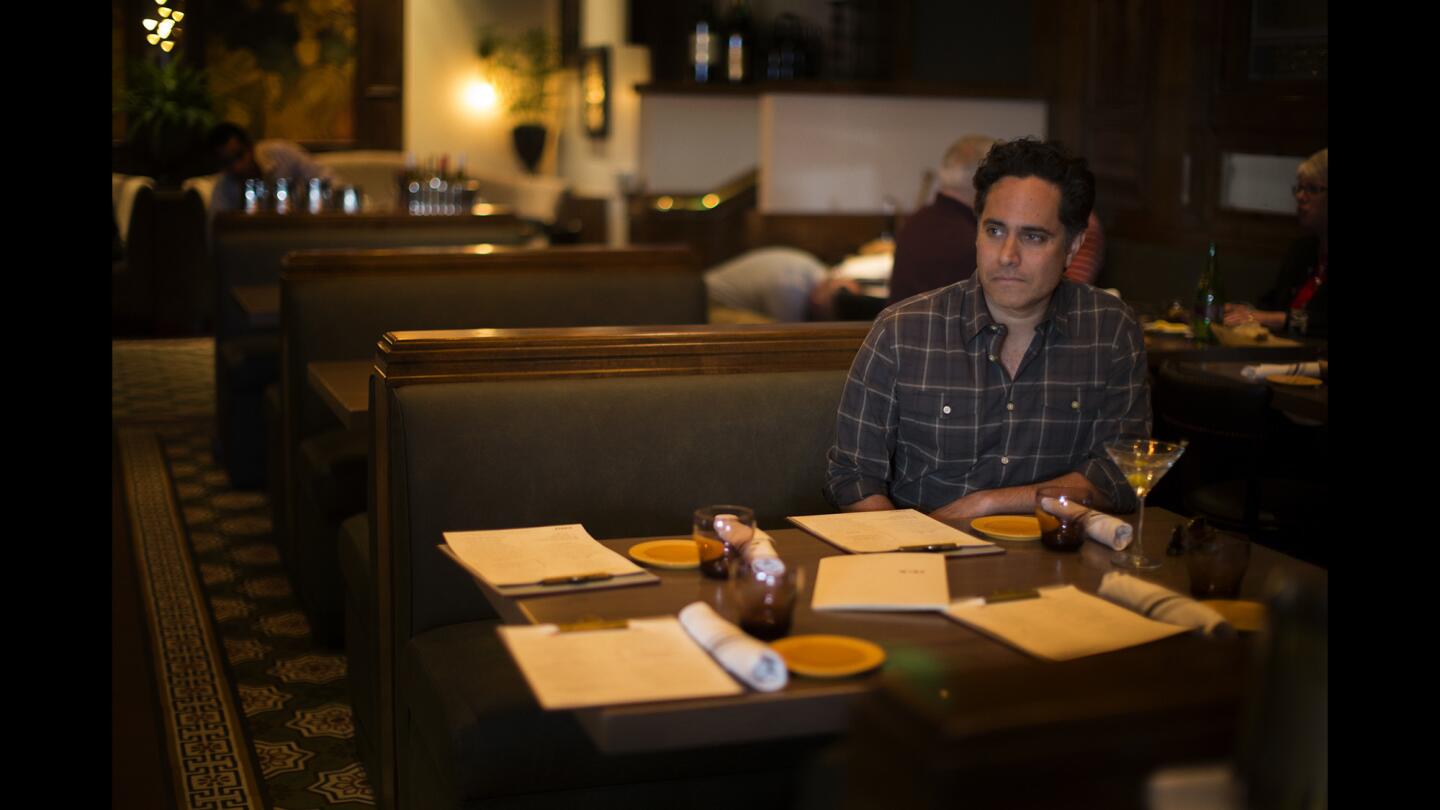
(511, 124), (547, 174)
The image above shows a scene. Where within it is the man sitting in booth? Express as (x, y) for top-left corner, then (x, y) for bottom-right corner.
(826, 138), (1148, 521)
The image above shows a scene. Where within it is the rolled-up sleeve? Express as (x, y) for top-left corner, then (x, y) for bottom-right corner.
(1076, 316), (1151, 511)
(825, 321), (900, 507)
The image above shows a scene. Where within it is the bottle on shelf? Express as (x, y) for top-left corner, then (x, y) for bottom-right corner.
(690, 1), (718, 83)
(724, 1), (752, 83)
(1192, 240), (1226, 344)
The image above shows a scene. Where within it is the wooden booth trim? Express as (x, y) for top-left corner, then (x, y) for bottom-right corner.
(213, 209), (522, 234)
(281, 243), (698, 274)
(374, 323), (872, 383)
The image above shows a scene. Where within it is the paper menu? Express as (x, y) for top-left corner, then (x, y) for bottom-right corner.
(788, 509), (997, 554)
(497, 618), (744, 710)
(943, 585), (1189, 661)
(812, 554), (950, 611)
(442, 524), (644, 587)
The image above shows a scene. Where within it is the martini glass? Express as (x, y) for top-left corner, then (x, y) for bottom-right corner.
(1104, 438), (1186, 570)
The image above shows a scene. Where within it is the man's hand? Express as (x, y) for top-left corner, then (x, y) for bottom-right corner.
(840, 493), (896, 512)
(928, 491), (995, 524)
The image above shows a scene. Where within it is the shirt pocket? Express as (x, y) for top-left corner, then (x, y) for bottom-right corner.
(897, 389), (979, 463)
(1041, 384), (1105, 455)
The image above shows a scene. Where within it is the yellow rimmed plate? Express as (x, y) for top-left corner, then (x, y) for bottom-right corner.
(1267, 374), (1323, 388)
(1200, 599), (1268, 633)
(627, 539), (699, 569)
(770, 635), (886, 678)
(970, 515), (1042, 541)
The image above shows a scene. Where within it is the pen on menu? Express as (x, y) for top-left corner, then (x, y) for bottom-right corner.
(897, 542), (959, 553)
(538, 572), (615, 585)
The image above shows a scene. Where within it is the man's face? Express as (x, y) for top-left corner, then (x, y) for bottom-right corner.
(216, 136), (258, 179)
(976, 175), (1084, 319)
(1294, 169), (1327, 234)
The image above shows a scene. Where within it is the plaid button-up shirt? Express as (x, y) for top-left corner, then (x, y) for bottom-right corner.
(825, 275), (1150, 513)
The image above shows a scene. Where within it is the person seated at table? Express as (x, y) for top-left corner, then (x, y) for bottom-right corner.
(704, 240), (894, 322)
(826, 138), (1148, 522)
(887, 135), (1108, 307)
(206, 122), (335, 215)
(1223, 148), (1327, 337)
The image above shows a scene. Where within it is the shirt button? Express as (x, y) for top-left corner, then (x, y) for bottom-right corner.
(942, 405), (951, 415)
(1000, 456), (1010, 465)
(1071, 400), (1080, 409)
(1006, 402), (1015, 411)
(988, 354), (996, 361)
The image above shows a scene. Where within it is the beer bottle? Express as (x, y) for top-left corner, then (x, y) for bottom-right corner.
(1192, 241), (1225, 344)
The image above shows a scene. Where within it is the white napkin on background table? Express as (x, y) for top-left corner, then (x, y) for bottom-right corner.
(1240, 361), (1321, 381)
(678, 602), (789, 691)
(1098, 573), (1233, 638)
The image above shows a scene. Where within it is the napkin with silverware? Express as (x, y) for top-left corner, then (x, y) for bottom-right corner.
(1240, 361), (1321, 382)
(1038, 497), (1134, 551)
(715, 518), (786, 574)
(678, 602), (789, 691)
(1098, 573), (1234, 638)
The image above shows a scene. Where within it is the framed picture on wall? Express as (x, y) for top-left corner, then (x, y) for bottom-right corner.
(580, 46), (611, 140)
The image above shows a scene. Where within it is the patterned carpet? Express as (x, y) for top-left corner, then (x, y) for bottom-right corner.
(115, 338), (374, 809)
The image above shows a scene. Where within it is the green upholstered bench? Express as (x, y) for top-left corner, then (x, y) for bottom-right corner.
(210, 213), (540, 489)
(279, 244), (705, 647)
(365, 324), (869, 810)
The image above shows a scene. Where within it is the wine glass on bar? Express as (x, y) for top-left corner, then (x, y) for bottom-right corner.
(1104, 437), (1186, 570)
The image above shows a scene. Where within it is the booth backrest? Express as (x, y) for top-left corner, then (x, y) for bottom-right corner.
(372, 323), (870, 641)
(282, 244), (704, 441)
(211, 214), (540, 343)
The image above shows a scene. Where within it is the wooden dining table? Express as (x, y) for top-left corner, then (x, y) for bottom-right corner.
(307, 360), (372, 431)
(1189, 360), (1327, 424)
(231, 283), (279, 330)
(450, 508), (1325, 755)
(1143, 332), (1325, 366)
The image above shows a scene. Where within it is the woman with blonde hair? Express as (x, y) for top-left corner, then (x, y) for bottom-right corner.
(1224, 148), (1328, 336)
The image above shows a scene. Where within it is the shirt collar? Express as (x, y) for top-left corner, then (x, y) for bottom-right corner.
(955, 275), (1076, 342)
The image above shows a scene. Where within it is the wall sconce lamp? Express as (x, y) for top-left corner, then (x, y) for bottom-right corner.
(580, 46), (610, 140)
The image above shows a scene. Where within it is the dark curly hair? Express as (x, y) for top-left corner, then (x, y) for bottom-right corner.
(206, 122), (252, 153)
(973, 138), (1095, 243)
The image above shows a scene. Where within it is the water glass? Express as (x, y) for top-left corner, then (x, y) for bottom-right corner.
(732, 562), (802, 641)
(1035, 486), (1093, 552)
(1186, 529), (1251, 599)
(693, 505), (753, 580)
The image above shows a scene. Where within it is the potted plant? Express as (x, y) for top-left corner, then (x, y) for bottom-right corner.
(478, 26), (561, 174)
(116, 57), (218, 186)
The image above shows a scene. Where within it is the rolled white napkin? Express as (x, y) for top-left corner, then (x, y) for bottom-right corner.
(1098, 573), (1233, 638)
(677, 601), (788, 691)
(1240, 362), (1321, 382)
(741, 529), (786, 575)
(1038, 497), (1134, 551)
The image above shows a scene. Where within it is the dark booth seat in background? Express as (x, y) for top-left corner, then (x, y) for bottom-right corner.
(278, 244), (706, 652)
(210, 212), (538, 490)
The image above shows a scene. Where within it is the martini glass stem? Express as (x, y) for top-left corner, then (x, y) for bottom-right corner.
(1131, 496), (1146, 565)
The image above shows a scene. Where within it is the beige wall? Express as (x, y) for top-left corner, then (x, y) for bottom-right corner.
(759, 95), (1048, 214)
(404, 0), (560, 176)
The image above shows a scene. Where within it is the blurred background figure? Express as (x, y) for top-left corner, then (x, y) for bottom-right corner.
(206, 122), (334, 216)
(1224, 148), (1327, 336)
(885, 134), (993, 305)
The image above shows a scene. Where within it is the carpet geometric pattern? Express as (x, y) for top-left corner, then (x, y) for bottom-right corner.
(115, 338), (374, 809)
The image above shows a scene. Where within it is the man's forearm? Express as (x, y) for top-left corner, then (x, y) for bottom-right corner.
(930, 471), (1109, 523)
(839, 493), (896, 512)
